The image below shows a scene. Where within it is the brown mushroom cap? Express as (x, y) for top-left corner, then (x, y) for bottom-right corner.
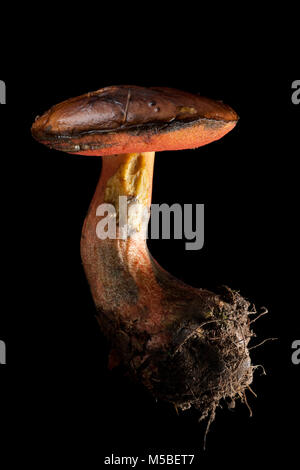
(31, 85), (239, 156)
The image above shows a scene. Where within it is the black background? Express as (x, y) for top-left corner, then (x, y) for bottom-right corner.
(0, 38), (299, 467)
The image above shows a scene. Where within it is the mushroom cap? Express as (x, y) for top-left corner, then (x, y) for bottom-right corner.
(31, 85), (238, 156)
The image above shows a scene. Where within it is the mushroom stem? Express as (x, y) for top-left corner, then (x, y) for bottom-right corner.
(81, 152), (158, 327)
(81, 151), (171, 338)
(80, 152), (254, 414)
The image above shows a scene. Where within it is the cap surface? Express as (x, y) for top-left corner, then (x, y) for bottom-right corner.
(31, 85), (238, 155)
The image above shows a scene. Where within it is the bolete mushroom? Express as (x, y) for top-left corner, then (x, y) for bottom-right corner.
(31, 85), (254, 432)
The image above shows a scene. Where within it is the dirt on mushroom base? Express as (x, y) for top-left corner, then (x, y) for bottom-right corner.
(145, 289), (253, 405)
(96, 285), (258, 446)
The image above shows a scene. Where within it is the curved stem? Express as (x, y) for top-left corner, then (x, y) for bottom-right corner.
(80, 152), (253, 412)
(81, 153), (164, 332)
(81, 152), (211, 335)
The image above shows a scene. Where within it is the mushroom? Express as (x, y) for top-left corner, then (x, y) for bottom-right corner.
(31, 85), (254, 428)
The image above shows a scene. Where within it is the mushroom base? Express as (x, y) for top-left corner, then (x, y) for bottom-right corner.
(96, 282), (254, 420)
